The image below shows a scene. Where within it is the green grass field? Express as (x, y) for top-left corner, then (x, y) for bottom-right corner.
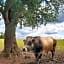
(0, 39), (24, 49)
(0, 39), (64, 50)
(56, 39), (64, 50)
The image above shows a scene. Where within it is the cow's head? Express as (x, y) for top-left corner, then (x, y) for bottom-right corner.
(22, 36), (34, 51)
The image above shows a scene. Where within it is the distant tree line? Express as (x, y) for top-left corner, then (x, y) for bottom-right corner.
(0, 32), (4, 38)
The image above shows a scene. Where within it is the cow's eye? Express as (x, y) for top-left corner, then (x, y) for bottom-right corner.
(32, 39), (35, 42)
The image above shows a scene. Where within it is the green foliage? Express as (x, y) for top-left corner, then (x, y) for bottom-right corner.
(0, 32), (4, 39)
(0, 0), (64, 28)
(0, 0), (4, 14)
(19, 0), (64, 27)
(40, 5), (56, 24)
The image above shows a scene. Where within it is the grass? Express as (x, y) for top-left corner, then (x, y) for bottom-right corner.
(16, 38), (24, 48)
(0, 39), (24, 49)
(0, 39), (64, 50)
(0, 39), (4, 49)
(56, 39), (64, 50)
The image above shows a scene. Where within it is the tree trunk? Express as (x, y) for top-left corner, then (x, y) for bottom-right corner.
(2, 10), (21, 57)
(1, 0), (22, 57)
(3, 22), (20, 57)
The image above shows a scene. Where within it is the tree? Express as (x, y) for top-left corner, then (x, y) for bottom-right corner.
(0, 0), (64, 57)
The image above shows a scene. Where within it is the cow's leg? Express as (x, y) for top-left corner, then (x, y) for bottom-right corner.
(34, 53), (39, 61)
(51, 49), (55, 60)
(51, 43), (56, 60)
(37, 53), (42, 60)
(34, 53), (42, 64)
(37, 53), (42, 64)
(51, 39), (56, 60)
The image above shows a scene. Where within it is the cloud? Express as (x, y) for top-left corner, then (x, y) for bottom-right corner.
(0, 14), (64, 39)
(0, 19), (5, 32)
(16, 22), (64, 39)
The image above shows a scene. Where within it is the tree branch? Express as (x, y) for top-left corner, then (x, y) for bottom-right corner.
(4, 0), (15, 24)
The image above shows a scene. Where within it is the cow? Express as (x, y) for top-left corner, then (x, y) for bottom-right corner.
(23, 36), (57, 62)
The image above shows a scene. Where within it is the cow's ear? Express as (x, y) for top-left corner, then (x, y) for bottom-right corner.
(23, 39), (26, 45)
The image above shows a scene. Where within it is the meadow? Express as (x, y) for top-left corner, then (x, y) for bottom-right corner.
(0, 39), (64, 64)
(56, 39), (64, 50)
(0, 39), (64, 50)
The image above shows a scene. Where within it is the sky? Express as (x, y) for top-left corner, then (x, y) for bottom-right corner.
(16, 21), (64, 39)
(0, 12), (64, 39)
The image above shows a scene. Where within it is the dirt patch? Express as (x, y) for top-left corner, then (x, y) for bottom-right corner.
(0, 50), (64, 64)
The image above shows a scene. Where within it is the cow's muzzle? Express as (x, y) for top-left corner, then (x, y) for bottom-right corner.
(22, 45), (31, 52)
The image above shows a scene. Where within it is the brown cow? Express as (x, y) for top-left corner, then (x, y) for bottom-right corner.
(23, 36), (57, 62)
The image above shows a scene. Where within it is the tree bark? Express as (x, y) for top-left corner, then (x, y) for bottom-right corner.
(3, 21), (21, 57)
(2, 9), (21, 57)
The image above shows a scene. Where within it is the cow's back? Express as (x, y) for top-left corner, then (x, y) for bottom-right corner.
(40, 37), (54, 52)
